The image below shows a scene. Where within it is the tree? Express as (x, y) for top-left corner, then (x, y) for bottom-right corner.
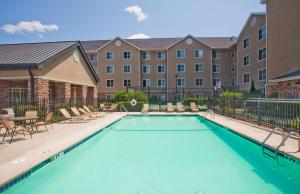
(250, 80), (256, 93)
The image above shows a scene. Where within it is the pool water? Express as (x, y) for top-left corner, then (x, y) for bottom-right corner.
(2, 115), (300, 194)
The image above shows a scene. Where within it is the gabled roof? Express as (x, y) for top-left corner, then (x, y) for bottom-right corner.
(81, 36), (236, 51)
(0, 41), (99, 82)
(271, 68), (300, 82)
(237, 12), (266, 39)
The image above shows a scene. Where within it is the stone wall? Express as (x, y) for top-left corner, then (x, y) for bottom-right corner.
(266, 79), (300, 97)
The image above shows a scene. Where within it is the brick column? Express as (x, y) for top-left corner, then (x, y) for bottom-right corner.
(87, 87), (98, 99)
(55, 82), (71, 101)
(0, 80), (10, 100)
(35, 79), (49, 101)
(76, 85), (87, 100)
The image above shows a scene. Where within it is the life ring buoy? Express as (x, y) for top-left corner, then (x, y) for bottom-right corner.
(130, 99), (137, 106)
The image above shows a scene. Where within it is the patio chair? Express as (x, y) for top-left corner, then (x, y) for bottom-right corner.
(78, 108), (99, 119)
(107, 104), (118, 113)
(99, 104), (107, 111)
(176, 102), (185, 112)
(141, 104), (149, 114)
(0, 119), (27, 144)
(33, 112), (53, 132)
(167, 103), (174, 112)
(59, 108), (88, 122)
(83, 106), (104, 117)
(190, 102), (199, 112)
(199, 105), (208, 111)
(70, 107), (91, 120)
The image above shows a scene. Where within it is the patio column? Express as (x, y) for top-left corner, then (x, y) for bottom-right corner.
(27, 78), (49, 101)
(0, 80), (10, 100)
(77, 85), (87, 100)
(55, 82), (71, 102)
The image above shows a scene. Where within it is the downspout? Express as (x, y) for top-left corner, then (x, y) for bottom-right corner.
(28, 67), (35, 102)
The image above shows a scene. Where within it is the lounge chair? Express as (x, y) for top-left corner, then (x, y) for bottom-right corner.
(71, 107), (91, 120)
(59, 108), (88, 122)
(99, 104), (107, 111)
(167, 103), (174, 112)
(176, 102), (185, 112)
(199, 105), (208, 111)
(141, 104), (149, 114)
(0, 119), (26, 144)
(83, 106), (104, 117)
(34, 112), (53, 132)
(78, 108), (99, 119)
(190, 102), (199, 112)
(107, 104), (118, 113)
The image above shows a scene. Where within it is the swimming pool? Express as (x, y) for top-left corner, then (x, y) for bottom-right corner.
(1, 115), (300, 194)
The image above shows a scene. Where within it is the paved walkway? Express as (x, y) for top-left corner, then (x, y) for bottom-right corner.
(0, 112), (299, 187)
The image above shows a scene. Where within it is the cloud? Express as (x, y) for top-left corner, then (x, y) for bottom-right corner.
(127, 33), (151, 39)
(124, 5), (148, 22)
(1, 21), (58, 35)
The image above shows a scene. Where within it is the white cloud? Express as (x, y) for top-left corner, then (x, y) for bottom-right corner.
(127, 33), (151, 39)
(124, 5), (148, 22)
(1, 21), (58, 35)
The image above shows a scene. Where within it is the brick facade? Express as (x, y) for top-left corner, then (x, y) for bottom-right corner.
(87, 87), (98, 99)
(55, 82), (71, 101)
(34, 79), (49, 100)
(76, 85), (87, 100)
(266, 79), (300, 97)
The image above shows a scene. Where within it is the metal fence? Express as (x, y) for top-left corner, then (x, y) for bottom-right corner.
(209, 96), (300, 132)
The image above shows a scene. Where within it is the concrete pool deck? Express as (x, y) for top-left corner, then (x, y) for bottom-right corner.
(0, 112), (299, 187)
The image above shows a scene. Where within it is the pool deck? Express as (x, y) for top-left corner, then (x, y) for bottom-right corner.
(0, 112), (299, 187)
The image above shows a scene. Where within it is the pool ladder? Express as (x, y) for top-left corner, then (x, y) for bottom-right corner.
(261, 127), (292, 162)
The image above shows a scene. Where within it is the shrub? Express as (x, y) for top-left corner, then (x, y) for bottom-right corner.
(183, 98), (208, 106)
(114, 90), (147, 103)
(117, 102), (143, 112)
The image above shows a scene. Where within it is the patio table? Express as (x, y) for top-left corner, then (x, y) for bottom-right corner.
(10, 116), (39, 138)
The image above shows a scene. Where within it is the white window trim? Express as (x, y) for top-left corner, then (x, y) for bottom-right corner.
(123, 79), (132, 87)
(157, 64), (166, 73)
(142, 52), (151, 60)
(195, 63), (204, 73)
(106, 65), (114, 74)
(157, 79), (166, 87)
(106, 79), (114, 88)
(212, 50), (221, 59)
(212, 64), (221, 73)
(123, 64), (132, 73)
(176, 64), (186, 73)
(176, 77), (185, 87)
(195, 78), (204, 87)
(106, 51), (114, 60)
(142, 65), (151, 74)
(90, 54), (97, 62)
(257, 47), (267, 61)
(243, 36), (250, 49)
(194, 49), (203, 58)
(157, 51), (166, 61)
(142, 79), (151, 87)
(258, 68), (266, 81)
(176, 49), (186, 58)
(243, 72), (251, 84)
(123, 51), (132, 60)
(243, 55), (251, 66)
(258, 25), (266, 41)
(213, 78), (221, 86)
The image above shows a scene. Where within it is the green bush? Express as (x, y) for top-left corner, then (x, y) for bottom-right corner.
(183, 98), (208, 106)
(117, 102), (143, 112)
(115, 90), (147, 103)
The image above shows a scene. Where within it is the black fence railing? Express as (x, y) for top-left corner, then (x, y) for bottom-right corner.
(208, 96), (300, 132)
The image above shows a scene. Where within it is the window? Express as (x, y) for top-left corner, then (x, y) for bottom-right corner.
(243, 55), (250, 66)
(232, 64), (235, 72)
(213, 78), (221, 86)
(157, 79), (166, 87)
(212, 50), (220, 59)
(142, 52), (150, 60)
(258, 69), (266, 81)
(142, 79), (151, 87)
(142, 65), (151, 74)
(195, 64), (204, 72)
(106, 94), (114, 101)
(123, 51), (131, 60)
(195, 78), (203, 87)
(243, 37), (250, 48)
(258, 48), (266, 61)
(106, 65), (114, 74)
(123, 79), (132, 87)
(123, 64), (131, 73)
(243, 73), (250, 83)
(231, 50), (235, 57)
(157, 65), (166, 73)
(106, 52), (114, 60)
(177, 64), (185, 72)
(212, 64), (221, 73)
(9, 88), (27, 102)
(176, 49), (185, 58)
(194, 49), (203, 58)
(157, 94), (166, 102)
(157, 52), (166, 60)
(176, 78), (185, 87)
(258, 26), (266, 40)
(106, 80), (114, 87)
(89, 54), (97, 62)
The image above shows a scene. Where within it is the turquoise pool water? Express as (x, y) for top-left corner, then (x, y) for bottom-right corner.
(2, 115), (300, 194)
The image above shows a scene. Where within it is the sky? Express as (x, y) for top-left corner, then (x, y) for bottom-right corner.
(0, 0), (265, 44)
